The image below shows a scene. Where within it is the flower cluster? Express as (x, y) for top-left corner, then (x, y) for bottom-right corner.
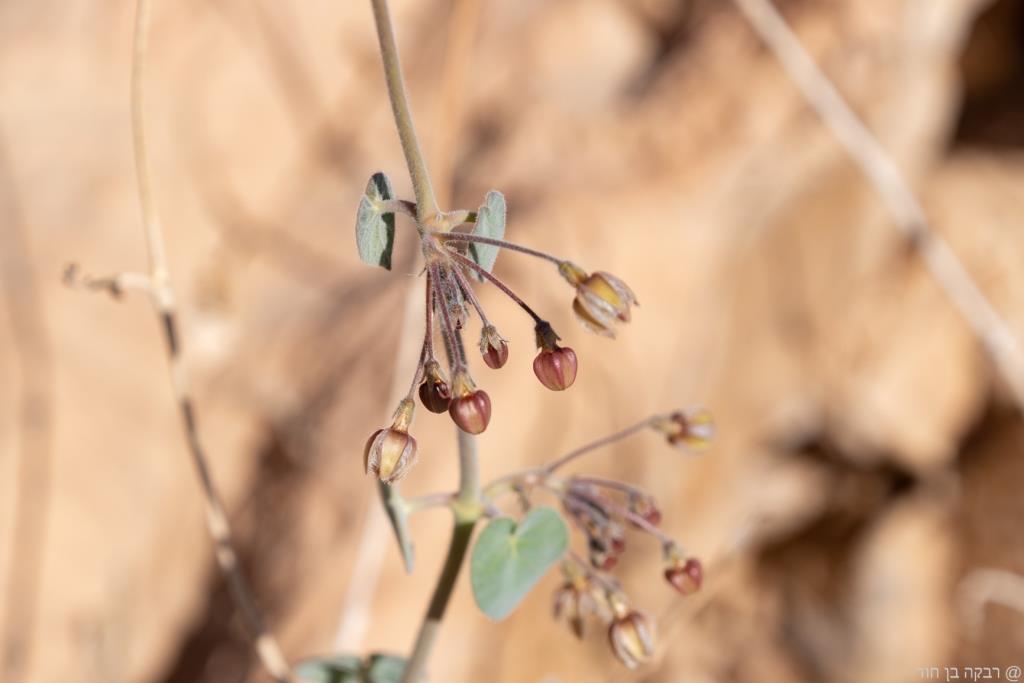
(534, 410), (713, 668)
(363, 210), (637, 484)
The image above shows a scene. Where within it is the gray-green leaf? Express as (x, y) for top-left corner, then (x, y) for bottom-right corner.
(295, 655), (361, 683)
(470, 506), (569, 621)
(295, 653), (405, 683)
(468, 190), (506, 275)
(355, 172), (396, 270)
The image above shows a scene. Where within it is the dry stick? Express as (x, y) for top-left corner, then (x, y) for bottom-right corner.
(733, 0), (1024, 409)
(128, 1), (291, 679)
(0, 143), (55, 683)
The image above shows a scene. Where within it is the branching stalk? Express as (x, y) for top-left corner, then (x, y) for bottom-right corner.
(445, 248), (545, 324)
(433, 231), (565, 267)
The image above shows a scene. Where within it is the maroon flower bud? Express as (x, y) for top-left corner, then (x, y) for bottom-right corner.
(479, 325), (509, 369)
(628, 494), (662, 527)
(664, 557), (702, 596)
(448, 371), (491, 434)
(418, 360), (451, 413)
(588, 537), (618, 571)
(533, 346), (578, 391)
(608, 609), (655, 670)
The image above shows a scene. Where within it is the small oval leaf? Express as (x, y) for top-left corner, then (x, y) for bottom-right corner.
(470, 506), (569, 621)
(468, 190), (506, 275)
(355, 172), (396, 270)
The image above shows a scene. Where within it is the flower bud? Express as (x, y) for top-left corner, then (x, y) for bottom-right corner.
(569, 269), (638, 338)
(628, 494), (662, 527)
(533, 346), (578, 391)
(664, 557), (703, 596)
(418, 361), (451, 413)
(608, 610), (655, 670)
(653, 409), (714, 451)
(479, 325), (509, 369)
(448, 371), (491, 434)
(364, 427), (417, 484)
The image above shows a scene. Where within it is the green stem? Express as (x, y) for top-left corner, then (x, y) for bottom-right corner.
(400, 430), (479, 683)
(399, 520), (475, 683)
(369, 0), (440, 222)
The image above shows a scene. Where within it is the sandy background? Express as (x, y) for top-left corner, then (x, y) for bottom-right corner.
(2, 0), (1023, 681)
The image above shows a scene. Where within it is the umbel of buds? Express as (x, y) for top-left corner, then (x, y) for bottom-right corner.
(560, 262), (637, 338)
(448, 370), (492, 434)
(533, 321), (578, 391)
(418, 360), (451, 414)
(607, 596), (655, 670)
(479, 325), (509, 369)
(365, 399), (418, 484)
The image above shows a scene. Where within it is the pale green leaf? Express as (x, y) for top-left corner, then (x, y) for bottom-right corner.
(355, 172), (396, 270)
(470, 506), (569, 620)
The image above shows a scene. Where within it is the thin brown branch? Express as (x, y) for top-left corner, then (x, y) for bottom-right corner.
(733, 0), (1024, 410)
(0, 140), (55, 683)
(127, 1), (292, 679)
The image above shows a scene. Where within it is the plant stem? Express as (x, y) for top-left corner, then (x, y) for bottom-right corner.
(434, 232), (565, 267)
(370, 0), (440, 222)
(400, 430), (479, 683)
(399, 520), (475, 683)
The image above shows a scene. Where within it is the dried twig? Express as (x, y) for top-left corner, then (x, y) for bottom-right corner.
(733, 0), (1024, 409)
(0, 141), (55, 683)
(71, 1), (293, 679)
(959, 568), (1024, 636)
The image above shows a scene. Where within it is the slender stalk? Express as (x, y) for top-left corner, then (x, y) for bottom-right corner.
(448, 259), (493, 327)
(430, 262), (467, 369)
(424, 272), (437, 361)
(542, 417), (656, 474)
(433, 232), (564, 267)
(370, 0), (439, 222)
(445, 248), (545, 324)
(128, 1), (291, 679)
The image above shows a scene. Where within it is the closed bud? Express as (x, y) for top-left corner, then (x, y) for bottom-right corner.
(664, 557), (702, 596)
(533, 346), (578, 391)
(608, 610), (655, 670)
(449, 371), (491, 434)
(418, 360), (451, 413)
(628, 494), (662, 527)
(364, 427), (418, 484)
(479, 325), (509, 369)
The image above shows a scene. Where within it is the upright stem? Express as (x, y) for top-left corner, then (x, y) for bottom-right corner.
(370, 0), (440, 222)
(370, 3), (482, 680)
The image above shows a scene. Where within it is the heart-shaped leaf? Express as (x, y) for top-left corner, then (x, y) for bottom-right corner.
(295, 653), (405, 683)
(355, 172), (396, 270)
(470, 506), (569, 620)
(468, 190), (506, 276)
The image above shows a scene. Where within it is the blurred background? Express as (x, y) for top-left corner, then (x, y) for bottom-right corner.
(2, 0), (1024, 681)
